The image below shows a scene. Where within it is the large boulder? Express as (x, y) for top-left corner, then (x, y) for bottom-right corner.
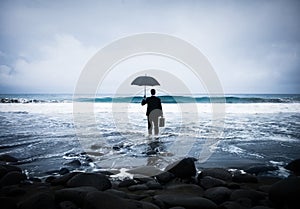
(269, 177), (300, 209)
(67, 173), (111, 191)
(199, 168), (232, 181)
(153, 194), (217, 209)
(285, 159), (300, 176)
(165, 158), (197, 179)
(204, 186), (232, 204)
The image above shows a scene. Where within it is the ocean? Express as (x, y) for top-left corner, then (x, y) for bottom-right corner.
(0, 94), (299, 177)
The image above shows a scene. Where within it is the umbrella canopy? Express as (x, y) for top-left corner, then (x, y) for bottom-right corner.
(131, 75), (160, 86)
(131, 75), (160, 96)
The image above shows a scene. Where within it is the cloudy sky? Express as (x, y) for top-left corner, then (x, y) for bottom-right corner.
(0, 0), (299, 94)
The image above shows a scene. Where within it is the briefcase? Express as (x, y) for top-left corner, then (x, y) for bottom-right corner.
(159, 116), (165, 127)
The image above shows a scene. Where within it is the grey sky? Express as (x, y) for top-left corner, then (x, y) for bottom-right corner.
(0, 0), (299, 94)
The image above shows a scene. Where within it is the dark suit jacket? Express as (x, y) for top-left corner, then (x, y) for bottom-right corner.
(141, 96), (163, 116)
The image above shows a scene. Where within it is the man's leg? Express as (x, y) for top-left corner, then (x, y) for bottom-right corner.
(147, 116), (152, 135)
(153, 116), (159, 135)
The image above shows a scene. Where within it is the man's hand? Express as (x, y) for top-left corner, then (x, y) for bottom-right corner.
(144, 95), (146, 99)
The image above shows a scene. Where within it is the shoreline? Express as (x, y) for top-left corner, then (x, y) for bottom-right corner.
(1, 155), (299, 209)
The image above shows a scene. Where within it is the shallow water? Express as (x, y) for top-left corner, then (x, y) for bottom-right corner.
(0, 101), (299, 177)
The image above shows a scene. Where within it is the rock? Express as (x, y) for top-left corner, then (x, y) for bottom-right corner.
(0, 154), (18, 163)
(146, 180), (163, 189)
(55, 186), (98, 207)
(235, 197), (252, 208)
(153, 194), (217, 209)
(67, 173), (111, 191)
(165, 158), (197, 179)
(199, 168), (232, 181)
(84, 191), (143, 209)
(169, 207), (186, 209)
(128, 183), (149, 191)
(251, 206), (273, 209)
(118, 178), (137, 187)
(285, 159), (300, 175)
(269, 176), (300, 209)
(59, 201), (79, 209)
(0, 197), (18, 209)
(258, 185), (271, 193)
(1, 164), (22, 173)
(3, 185), (26, 196)
(65, 159), (81, 167)
(231, 189), (266, 205)
(59, 168), (70, 175)
(105, 189), (147, 200)
(51, 172), (79, 186)
(232, 173), (258, 183)
(165, 184), (204, 196)
(0, 165), (8, 178)
(134, 175), (154, 183)
(19, 192), (56, 209)
(198, 176), (226, 189)
(204, 186), (232, 204)
(244, 165), (278, 175)
(155, 171), (175, 184)
(226, 183), (241, 190)
(140, 201), (161, 209)
(127, 166), (163, 177)
(220, 201), (244, 209)
(0, 171), (26, 187)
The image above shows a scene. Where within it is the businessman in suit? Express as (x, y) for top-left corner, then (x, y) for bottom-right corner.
(141, 89), (163, 135)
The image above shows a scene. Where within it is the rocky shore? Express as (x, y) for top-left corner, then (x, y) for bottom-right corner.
(1, 155), (300, 209)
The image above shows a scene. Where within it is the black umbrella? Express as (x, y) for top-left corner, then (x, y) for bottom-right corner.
(131, 75), (160, 97)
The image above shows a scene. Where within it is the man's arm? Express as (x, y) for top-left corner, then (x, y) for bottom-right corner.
(141, 97), (147, 106)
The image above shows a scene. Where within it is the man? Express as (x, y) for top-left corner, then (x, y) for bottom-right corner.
(141, 89), (163, 135)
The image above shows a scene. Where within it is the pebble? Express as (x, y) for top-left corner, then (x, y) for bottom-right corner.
(203, 186), (232, 204)
(155, 171), (175, 184)
(0, 154), (19, 163)
(153, 194), (217, 209)
(59, 201), (79, 209)
(19, 192), (56, 209)
(199, 168), (232, 181)
(0, 197), (18, 209)
(0, 171), (26, 187)
(55, 186), (98, 207)
(285, 158), (300, 176)
(269, 176), (300, 209)
(84, 191), (142, 209)
(198, 176), (226, 189)
(244, 165), (278, 175)
(165, 158), (197, 179)
(231, 189), (266, 205)
(67, 173), (112, 191)
(232, 173), (258, 183)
